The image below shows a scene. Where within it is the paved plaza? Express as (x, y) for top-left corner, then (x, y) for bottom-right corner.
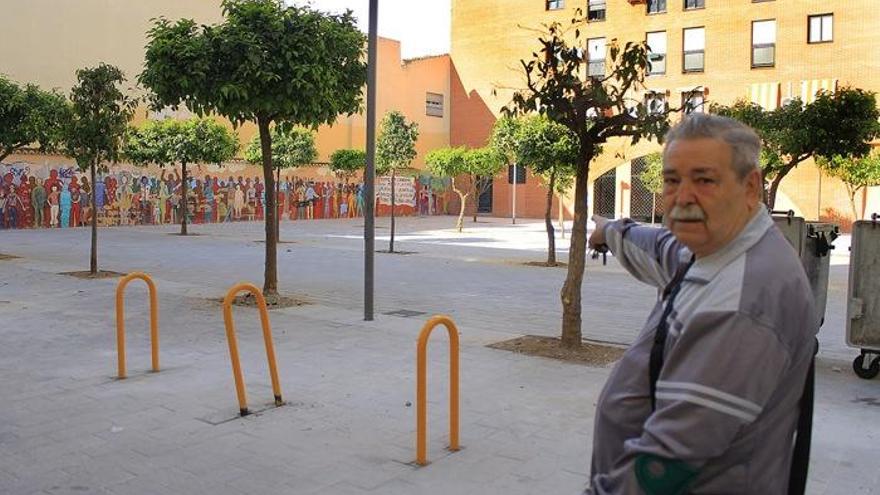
(0, 216), (877, 494)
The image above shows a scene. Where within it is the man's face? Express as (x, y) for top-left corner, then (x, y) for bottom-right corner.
(662, 138), (761, 258)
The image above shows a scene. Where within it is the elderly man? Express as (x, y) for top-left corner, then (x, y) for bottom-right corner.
(585, 114), (816, 494)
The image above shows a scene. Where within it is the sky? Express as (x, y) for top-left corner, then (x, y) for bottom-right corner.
(288, 1), (451, 59)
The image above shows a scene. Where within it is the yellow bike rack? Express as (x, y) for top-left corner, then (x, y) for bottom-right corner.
(416, 315), (461, 466)
(222, 283), (283, 416)
(116, 272), (159, 379)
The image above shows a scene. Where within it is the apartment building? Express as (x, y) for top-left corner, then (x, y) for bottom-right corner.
(451, 0), (880, 223)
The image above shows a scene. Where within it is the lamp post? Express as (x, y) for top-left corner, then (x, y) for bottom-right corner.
(364, 0), (378, 321)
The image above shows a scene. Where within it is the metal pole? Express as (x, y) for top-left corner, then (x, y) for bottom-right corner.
(512, 163), (517, 225)
(364, 0), (378, 321)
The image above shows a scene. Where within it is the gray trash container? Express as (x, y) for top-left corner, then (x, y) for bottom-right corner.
(772, 212), (837, 328)
(847, 216), (880, 379)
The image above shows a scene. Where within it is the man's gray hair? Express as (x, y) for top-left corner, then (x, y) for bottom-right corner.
(663, 114), (762, 179)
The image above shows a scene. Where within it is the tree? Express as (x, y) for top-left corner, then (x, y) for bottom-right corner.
(62, 64), (135, 275)
(245, 126), (316, 242)
(638, 152), (663, 224)
(817, 153), (880, 221)
(125, 117), (238, 234)
(426, 147), (468, 231)
(140, 0), (367, 298)
(712, 87), (880, 208)
(426, 146), (505, 233)
(0, 75), (70, 162)
(330, 148), (366, 183)
(499, 115), (577, 265)
(376, 110), (419, 253)
(463, 146), (506, 223)
(504, 13), (674, 348)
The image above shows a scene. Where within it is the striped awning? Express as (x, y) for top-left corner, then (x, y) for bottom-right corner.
(746, 82), (780, 110)
(800, 79), (838, 104)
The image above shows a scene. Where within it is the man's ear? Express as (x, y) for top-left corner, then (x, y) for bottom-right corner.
(744, 168), (762, 207)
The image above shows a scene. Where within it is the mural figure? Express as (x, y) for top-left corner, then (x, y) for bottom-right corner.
(47, 185), (59, 228)
(59, 184), (72, 228)
(31, 178), (45, 228)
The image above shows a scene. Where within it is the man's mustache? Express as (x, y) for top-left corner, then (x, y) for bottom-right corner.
(667, 204), (706, 222)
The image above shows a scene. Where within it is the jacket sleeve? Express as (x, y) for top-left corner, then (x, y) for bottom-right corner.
(589, 310), (791, 494)
(604, 219), (688, 289)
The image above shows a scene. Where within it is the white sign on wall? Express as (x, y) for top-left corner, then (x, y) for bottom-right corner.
(377, 176), (416, 206)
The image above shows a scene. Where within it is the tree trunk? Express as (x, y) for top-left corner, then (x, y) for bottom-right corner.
(848, 185), (859, 222)
(451, 178), (468, 233)
(545, 172), (557, 266)
(179, 162), (188, 235)
(258, 117), (278, 297)
(275, 167), (281, 244)
(89, 160), (98, 275)
(559, 149), (592, 349)
(390, 168), (396, 253)
(766, 160), (799, 209)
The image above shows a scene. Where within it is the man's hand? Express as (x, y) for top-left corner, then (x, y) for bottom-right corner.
(589, 214), (611, 250)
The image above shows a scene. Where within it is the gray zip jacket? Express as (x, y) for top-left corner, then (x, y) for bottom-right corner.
(587, 209), (817, 494)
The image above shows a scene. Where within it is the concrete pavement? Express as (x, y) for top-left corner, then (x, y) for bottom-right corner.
(0, 215), (876, 494)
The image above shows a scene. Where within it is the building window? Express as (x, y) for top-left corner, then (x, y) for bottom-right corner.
(809, 14), (833, 43)
(684, 0), (704, 9)
(426, 93), (444, 117)
(647, 0), (666, 14)
(588, 0), (606, 21)
(646, 31), (667, 75)
(587, 37), (606, 77)
(545, 0), (564, 10)
(682, 90), (705, 114)
(752, 20), (776, 68)
(645, 92), (667, 115)
(683, 27), (705, 72)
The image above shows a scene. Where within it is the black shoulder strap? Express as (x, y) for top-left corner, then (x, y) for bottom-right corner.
(788, 338), (818, 495)
(649, 257), (695, 411)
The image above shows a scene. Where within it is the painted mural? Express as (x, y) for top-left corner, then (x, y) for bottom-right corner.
(0, 161), (449, 230)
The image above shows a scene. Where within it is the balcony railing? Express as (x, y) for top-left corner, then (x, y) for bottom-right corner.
(588, 60), (605, 77)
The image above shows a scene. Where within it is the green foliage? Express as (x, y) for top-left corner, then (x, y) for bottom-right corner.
(639, 152), (663, 194)
(244, 127), (315, 169)
(712, 88), (880, 204)
(817, 153), (880, 219)
(510, 115), (578, 193)
(503, 21), (673, 156)
(62, 64), (136, 172)
(0, 75), (71, 161)
(329, 148), (366, 180)
(425, 146), (468, 178)
(376, 111), (419, 175)
(807, 88), (880, 158)
(489, 116), (521, 164)
(463, 146), (506, 178)
(140, 0), (367, 129)
(126, 117), (239, 167)
(819, 154), (880, 190)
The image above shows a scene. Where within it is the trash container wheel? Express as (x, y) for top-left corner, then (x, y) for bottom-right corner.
(852, 352), (880, 380)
